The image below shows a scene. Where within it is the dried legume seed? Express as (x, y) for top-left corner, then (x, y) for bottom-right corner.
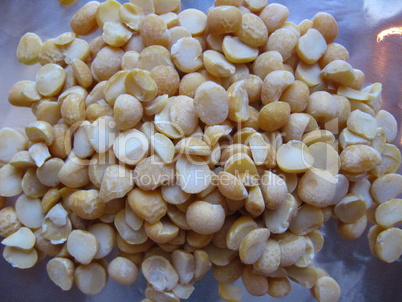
(17, 33), (43, 65)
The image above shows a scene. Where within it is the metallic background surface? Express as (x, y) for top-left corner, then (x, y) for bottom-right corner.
(0, 0), (401, 301)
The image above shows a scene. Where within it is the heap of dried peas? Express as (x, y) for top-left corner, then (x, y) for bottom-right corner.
(0, 0), (401, 301)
